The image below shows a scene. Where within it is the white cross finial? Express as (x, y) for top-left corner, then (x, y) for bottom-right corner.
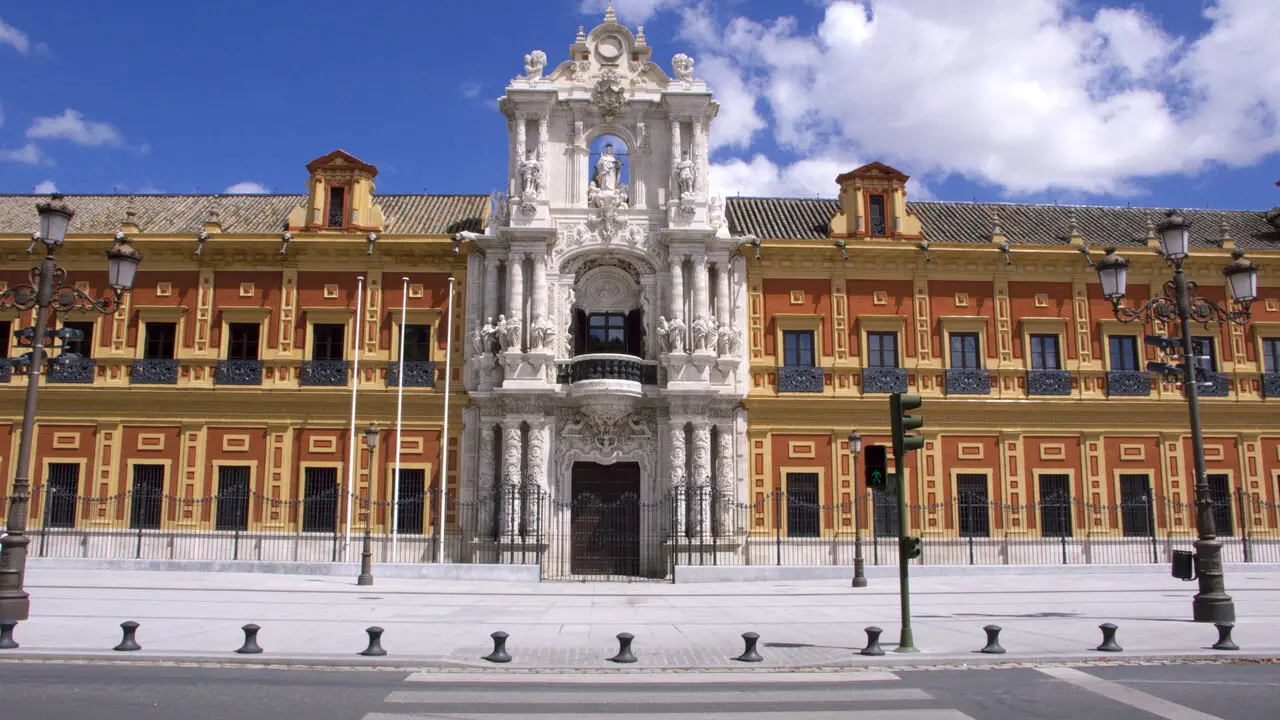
(604, 1), (617, 24)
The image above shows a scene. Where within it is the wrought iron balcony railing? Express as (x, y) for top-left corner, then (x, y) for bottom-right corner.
(131, 358), (179, 385)
(1197, 370), (1231, 398)
(215, 360), (264, 386)
(1107, 370), (1151, 397)
(560, 354), (657, 385)
(862, 366), (907, 394)
(1264, 373), (1280, 400)
(777, 365), (824, 393)
(300, 360), (350, 387)
(945, 368), (991, 395)
(1027, 369), (1072, 396)
(387, 360), (437, 387)
(46, 358), (96, 384)
(0, 359), (9, 384)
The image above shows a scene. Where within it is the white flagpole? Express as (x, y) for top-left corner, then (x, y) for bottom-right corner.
(391, 276), (409, 559)
(437, 277), (455, 564)
(344, 275), (365, 553)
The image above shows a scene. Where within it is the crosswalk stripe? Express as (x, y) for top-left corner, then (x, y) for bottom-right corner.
(384, 687), (932, 705)
(360, 707), (967, 712)
(403, 671), (901, 684)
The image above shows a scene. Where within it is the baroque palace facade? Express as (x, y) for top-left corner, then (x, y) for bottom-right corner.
(2, 7), (1280, 576)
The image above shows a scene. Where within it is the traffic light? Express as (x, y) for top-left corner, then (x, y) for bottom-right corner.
(901, 536), (922, 559)
(864, 444), (888, 489)
(890, 393), (925, 458)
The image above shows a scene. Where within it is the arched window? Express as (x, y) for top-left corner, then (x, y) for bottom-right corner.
(588, 135), (629, 192)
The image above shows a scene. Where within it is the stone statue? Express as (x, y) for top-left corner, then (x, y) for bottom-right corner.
(493, 314), (511, 350)
(523, 50), (547, 80)
(665, 317), (687, 353)
(656, 316), (672, 353)
(672, 53), (695, 83)
(519, 150), (543, 197)
(719, 325), (743, 356)
(529, 319), (556, 350)
(499, 314), (522, 350)
(592, 143), (622, 193)
(471, 321), (489, 355)
(676, 154), (695, 199)
(692, 316), (719, 352)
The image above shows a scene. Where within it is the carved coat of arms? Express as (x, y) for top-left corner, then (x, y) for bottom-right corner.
(591, 69), (626, 117)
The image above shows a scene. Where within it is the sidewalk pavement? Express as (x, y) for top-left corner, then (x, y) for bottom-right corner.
(5, 565), (1280, 669)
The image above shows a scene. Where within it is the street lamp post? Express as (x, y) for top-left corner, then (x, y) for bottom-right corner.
(0, 194), (141, 622)
(357, 423), (379, 586)
(1095, 210), (1259, 624)
(848, 429), (866, 588)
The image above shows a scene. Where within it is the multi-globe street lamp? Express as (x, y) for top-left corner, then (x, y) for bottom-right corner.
(357, 423), (379, 587)
(848, 429), (867, 588)
(0, 194), (142, 622)
(1095, 210), (1260, 624)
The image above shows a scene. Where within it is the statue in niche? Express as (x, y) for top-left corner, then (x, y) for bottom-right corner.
(519, 150), (543, 197)
(676, 153), (696, 200)
(592, 144), (623, 193)
(672, 53), (695, 83)
(523, 50), (547, 80)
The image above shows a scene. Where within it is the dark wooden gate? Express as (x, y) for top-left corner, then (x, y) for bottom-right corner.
(570, 462), (641, 577)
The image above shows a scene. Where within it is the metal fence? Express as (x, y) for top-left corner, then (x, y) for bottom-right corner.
(4, 484), (1279, 579)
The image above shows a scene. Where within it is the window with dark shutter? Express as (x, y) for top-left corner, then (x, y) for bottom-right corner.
(312, 324), (345, 361)
(957, 474), (990, 537)
(1038, 474), (1072, 537)
(1119, 474), (1152, 537)
(869, 195), (887, 235)
(626, 308), (644, 357)
(144, 323), (176, 360)
(216, 466), (251, 531)
(44, 462), (80, 529)
(130, 464), (165, 530)
(1263, 338), (1280, 373)
(949, 332), (980, 369)
(63, 321), (94, 358)
(397, 468), (426, 535)
(227, 323), (260, 361)
(867, 332), (898, 368)
(302, 467), (339, 533)
(785, 473), (820, 538)
(327, 186), (346, 227)
(402, 325), (432, 361)
(586, 313), (627, 353)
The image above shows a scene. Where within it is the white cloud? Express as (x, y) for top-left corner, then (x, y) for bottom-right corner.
(0, 101), (5, 129)
(28, 109), (125, 147)
(0, 18), (30, 54)
(677, 0), (1280, 196)
(458, 80), (483, 100)
(710, 153), (856, 198)
(579, 0), (688, 24)
(0, 142), (52, 165)
(224, 181), (269, 194)
(34, 179), (56, 194)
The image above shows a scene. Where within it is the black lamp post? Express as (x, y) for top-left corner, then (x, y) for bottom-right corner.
(1095, 210), (1259, 624)
(357, 423), (379, 586)
(849, 429), (867, 588)
(0, 194), (141, 622)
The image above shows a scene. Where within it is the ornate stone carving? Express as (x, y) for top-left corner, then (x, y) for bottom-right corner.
(478, 423), (496, 491)
(528, 319), (557, 350)
(495, 314), (522, 350)
(708, 194), (726, 231)
(587, 188), (629, 241)
(502, 422), (522, 486)
(579, 265), (638, 313)
(488, 190), (509, 229)
(555, 408), (657, 487)
(671, 53), (694, 84)
(523, 50), (547, 80)
(676, 154), (696, 199)
(518, 151), (543, 215)
(573, 59), (591, 84)
(527, 420), (549, 489)
(591, 68), (627, 117)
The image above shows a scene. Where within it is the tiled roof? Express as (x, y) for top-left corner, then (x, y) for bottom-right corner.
(0, 194), (487, 235)
(726, 197), (1280, 250)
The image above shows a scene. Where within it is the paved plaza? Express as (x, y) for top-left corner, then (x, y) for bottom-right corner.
(4, 564), (1279, 667)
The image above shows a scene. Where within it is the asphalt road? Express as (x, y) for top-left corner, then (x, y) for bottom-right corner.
(1, 661), (1277, 720)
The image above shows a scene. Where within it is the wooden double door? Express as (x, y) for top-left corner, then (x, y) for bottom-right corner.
(569, 462), (642, 577)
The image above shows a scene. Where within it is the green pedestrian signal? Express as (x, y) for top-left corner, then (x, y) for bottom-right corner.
(901, 536), (922, 559)
(890, 393), (925, 458)
(864, 444), (888, 488)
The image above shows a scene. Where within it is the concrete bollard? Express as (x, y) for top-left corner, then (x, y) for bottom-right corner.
(1096, 623), (1122, 652)
(0, 620), (17, 650)
(980, 625), (1005, 654)
(236, 623), (263, 654)
(114, 621), (142, 652)
(608, 632), (637, 664)
(735, 632), (763, 663)
(860, 626), (885, 656)
(360, 626), (387, 657)
(1212, 622), (1239, 651)
(484, 631), (512, 663)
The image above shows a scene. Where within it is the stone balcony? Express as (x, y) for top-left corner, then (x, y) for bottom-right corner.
(558, 353), (657, 399)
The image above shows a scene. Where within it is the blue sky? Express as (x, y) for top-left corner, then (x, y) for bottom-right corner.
(2, 0), (1278, 212)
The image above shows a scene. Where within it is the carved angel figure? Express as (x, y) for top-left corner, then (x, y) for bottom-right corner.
(523, 50), (547, 80)
(671, 53), (695, 83)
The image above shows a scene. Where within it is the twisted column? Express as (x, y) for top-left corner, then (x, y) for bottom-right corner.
(691, 422), (712, 537)
(669, 421), (687, 537)
(501, 420), (523, 535)
(716, 425), (734, 533)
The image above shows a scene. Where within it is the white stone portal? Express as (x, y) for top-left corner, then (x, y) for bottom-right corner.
(460, 7), (749, 576)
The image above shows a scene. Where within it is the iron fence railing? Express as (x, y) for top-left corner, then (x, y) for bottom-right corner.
(3, 484), (1277, 577)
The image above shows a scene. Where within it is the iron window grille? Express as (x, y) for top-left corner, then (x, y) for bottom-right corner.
(869, 194), (887, 235)
(1038, 474), (1073, 538)
(872, 487), (899, 537)
(44, 462), (81, 529)
(397, 468), (427, 535)
(215, 466), (251, 532)
(1119, 474), (1152, 537)
(785, 473), (820, 538)
(1207, 474), (1234, 537)
(957, 474), (990, 537)
(130, 465), (165, 530)
(302, 467), (339, 533)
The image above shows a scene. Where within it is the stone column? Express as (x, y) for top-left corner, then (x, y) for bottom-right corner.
(716, 424), (734, 534)
(531, 253), (548, 348)
(525, 418), (549, 531)
(714, 257), (730, 353)
(691, 422), (713, 537)
(669, 421), (687, 537)
(506, 253), (525, 350)
(669, 117), (682, 195)
(692, 118), (706, 194)
(501, 420), (523, 535)
(483, 254), (500, 328)
(692, 253), (710, 351)
(668, 255), (685, 320)
(515, 112), (528, 165)
(536, 113), (549, 163)
(477, 422), (497, 529)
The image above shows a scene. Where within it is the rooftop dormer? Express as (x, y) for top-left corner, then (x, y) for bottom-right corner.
(830, 161), (922, 239)
(287, 149), (384, 232)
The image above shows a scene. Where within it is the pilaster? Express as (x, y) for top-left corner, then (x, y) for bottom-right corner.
(194, 268), (215, 356)
(177, 423), (206, 528)
(278, 268), (299, 356)
(1160, 431), (1188, 533)
(1081, 432), (1107, 534)
(265, 424), (292, 529)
